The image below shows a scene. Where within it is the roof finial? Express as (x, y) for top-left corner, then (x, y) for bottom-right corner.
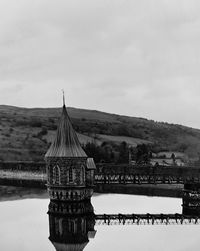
(62, 89), (65, 107)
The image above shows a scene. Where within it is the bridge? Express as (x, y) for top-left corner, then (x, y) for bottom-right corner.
(95, 165), (200, 184)
(1, 161), (200, 186)
(95, 213), (200, 225)
(94, 164), (200, 184)
(94, 173), (200, 184)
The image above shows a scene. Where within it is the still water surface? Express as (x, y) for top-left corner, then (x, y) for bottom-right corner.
(0, 187), (199, 251)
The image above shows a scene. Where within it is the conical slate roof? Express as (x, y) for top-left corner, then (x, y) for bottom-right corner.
(45, 105), (87, 158)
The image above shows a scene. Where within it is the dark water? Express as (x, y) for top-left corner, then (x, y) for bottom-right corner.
(0, 186), (200, 251)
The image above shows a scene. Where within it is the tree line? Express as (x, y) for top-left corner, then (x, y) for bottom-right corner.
(83, 141), (152, 164)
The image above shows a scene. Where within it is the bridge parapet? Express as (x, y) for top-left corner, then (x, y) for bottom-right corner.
(95, 173), (200, 184)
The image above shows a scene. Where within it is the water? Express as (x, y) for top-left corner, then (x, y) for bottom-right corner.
(0, 186), (200, 251)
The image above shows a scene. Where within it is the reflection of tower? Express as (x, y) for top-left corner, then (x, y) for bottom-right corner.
(48, 200), (96, 251)
(45, 103), (96, 201)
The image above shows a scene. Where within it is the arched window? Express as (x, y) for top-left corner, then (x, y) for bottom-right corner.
(69, 167), (73, 183)
(53, 165), (61, 185)
(70, 220), (76, 233)
(81, 165), (85, 183)
(55, 218), (60, 235)
(59, 219), (63, 235)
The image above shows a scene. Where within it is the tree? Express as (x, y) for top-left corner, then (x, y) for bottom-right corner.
(83, 142), (115, 163)
(118, 141), (129, 163)
(136, 144), (151, 164)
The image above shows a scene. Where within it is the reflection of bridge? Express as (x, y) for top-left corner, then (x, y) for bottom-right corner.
(93, 189), (200, 226)
(95, 213), (200, 225)
(48, 199), (200, 251)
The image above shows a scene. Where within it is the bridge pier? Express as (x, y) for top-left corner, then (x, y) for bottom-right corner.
(183, 183), (200, 216)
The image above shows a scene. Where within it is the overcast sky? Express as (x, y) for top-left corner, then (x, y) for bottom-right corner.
(1, 0), (200, 128)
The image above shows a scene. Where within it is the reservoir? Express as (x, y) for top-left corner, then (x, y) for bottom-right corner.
(0, 186), (199, 251)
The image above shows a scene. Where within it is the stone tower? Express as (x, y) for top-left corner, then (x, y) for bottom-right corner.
(45, 103), (96, 201)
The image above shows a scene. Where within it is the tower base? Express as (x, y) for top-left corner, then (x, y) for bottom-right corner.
(48, 186), (94, 201)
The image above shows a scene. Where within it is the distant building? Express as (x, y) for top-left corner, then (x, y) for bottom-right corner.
(150, 152), (186, 166)
(45, 103), (96, 201)
(150, 158), (185, 166)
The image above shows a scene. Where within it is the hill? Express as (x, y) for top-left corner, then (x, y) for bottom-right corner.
(0, 105), (200, 161)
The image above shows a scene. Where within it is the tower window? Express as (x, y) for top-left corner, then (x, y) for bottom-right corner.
(69, 167), (73, 182)
(53, 165), (61, 185)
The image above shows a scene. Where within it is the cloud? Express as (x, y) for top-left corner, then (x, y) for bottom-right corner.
(0, 0), (200, 127)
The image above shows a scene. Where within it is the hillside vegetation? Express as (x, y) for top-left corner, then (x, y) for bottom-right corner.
(0, 105), (200, 162)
